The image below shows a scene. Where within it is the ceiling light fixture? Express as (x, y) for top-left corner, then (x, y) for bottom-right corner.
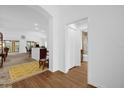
(34, 23), (38, 26)
(35, 27), (39, 30)
(41, 30), (45, 32)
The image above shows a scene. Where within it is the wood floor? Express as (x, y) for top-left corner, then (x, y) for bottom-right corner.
(12, 62), (95, 88)
(4, 53), (35, 67)
(0, 53), (35, 88)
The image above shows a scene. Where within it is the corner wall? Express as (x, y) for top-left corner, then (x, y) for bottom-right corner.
(42, 5), (63, 72)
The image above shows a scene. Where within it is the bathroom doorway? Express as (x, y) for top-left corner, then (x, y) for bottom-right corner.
(81, 31), (88, 63)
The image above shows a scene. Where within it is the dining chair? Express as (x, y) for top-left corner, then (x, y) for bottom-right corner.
(3, 47), (9, 62)
(39, 48), (49, 70)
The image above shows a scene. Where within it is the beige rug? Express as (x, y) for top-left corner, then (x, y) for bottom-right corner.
(0, 53), (47, 87)
(9, 61), (48, 83)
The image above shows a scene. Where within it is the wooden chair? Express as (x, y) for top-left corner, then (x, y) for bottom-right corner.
(25, 46), (29, 53)
(25, 46), (31, 57)
(0, 32), (3, 67)
(3, 47), (9, 62)
(0, 53), (4, 67)
(39, 48), (49, 70)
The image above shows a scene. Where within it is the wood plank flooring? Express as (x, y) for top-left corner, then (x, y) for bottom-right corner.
(0, 53), (35, 88)
(12, 62), (95, 88)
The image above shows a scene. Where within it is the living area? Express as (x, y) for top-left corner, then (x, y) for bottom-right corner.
(0, 5), (50, 87)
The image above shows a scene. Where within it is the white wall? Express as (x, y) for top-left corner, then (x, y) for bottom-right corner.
(42, 5), (62, 72)
(0, 29), (46, 53)
(19, 37), (26, 53)
(43, 5), (124, 87)
(26, 31), (47, 46)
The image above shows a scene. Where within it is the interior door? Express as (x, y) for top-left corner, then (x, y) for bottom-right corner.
(65, 27), (81, 71)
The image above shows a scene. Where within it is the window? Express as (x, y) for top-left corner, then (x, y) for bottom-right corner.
(26, 41), (37, 49)
(4, 40), (20, 53)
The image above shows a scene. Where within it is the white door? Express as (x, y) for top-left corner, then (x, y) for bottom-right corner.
(65, 27), (82, 72)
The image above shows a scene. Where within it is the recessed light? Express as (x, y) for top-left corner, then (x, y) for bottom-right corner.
(35, 27), (39, 30)
(34, 23), (38, 26)
(69, 24), (77, 29)
(41, 30), (45, 32)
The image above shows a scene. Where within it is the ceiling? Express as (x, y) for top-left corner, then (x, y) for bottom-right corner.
(67, 18), (88, 32)
(0, 5), (49, 33)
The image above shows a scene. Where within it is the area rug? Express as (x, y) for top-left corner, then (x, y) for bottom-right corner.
(9, 61), (48, 82)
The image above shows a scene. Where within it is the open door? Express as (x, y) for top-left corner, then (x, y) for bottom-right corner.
(65, 18), (88, 72)
(65, 27), (81, 70)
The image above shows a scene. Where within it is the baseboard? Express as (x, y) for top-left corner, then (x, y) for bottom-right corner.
(88, 84), (97, 88)
(88, 81), (105, 88)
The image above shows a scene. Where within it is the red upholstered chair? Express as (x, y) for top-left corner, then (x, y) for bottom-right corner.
(39, 48), (49, 70)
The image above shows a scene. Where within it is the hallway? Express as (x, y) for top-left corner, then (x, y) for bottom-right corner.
(12, 62), (94, 88)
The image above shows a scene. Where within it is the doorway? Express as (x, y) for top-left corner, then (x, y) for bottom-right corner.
(65, 18), (88, 72)
(81, 31), (88, 62)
